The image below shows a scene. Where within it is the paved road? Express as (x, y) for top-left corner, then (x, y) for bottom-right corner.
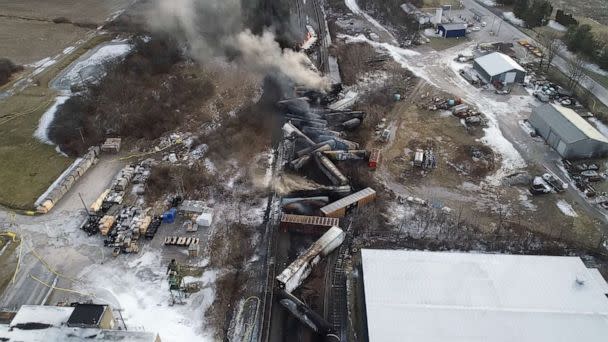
(464, 0), (608, 108)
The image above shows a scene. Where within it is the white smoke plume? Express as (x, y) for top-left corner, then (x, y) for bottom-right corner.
(147, 0), (329, 90)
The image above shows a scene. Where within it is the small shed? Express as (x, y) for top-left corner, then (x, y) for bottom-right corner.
(437, 23), (467, 38)
(529, 104), (608, 159)
(473, 52), (526, 85)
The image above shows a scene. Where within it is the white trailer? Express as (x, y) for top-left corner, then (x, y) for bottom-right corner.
(276, 226), (345, 293)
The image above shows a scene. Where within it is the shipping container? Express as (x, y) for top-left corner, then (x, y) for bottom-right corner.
(369, 149), (381, 169)
(280, 214), (340, 234)
(319, 187), (376, 218)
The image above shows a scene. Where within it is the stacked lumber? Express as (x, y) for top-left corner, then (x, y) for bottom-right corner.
(98, 215), (116, 236)
(90, 189), (110, 213)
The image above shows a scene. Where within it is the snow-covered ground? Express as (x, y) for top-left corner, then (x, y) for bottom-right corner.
(548, 20), (567, 32)
(343, 0), (397, 43)
(503, 12), (525, 27)
(34, 95), (70, 144)
(76, 248), (216, 342)
(556, 199), (578, 217)
(339, 33), (530, 185)
(30, 57), (57, 76)
(589, 118), (608, 138)
(477, 0), (496, 6)
(51, 42), (132, 91)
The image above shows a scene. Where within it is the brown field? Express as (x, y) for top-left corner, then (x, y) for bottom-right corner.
(0, 0), (132, 23)
(0, 0), (134, 64)
(0, 18), (90, 65)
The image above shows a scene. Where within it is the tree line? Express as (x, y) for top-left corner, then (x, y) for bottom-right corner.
(497, 0), (553, 28)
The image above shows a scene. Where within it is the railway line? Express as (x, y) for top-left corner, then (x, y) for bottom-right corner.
(259, 1), (333, 341)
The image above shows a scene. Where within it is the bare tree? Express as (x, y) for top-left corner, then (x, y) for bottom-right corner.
(566, 54), (587, 90)
(537, 31), (563, 72)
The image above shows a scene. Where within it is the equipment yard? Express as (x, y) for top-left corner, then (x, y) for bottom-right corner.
(1, 1), (608, 342)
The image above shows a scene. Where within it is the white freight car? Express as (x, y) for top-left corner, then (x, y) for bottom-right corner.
(276, 226), (345, 293)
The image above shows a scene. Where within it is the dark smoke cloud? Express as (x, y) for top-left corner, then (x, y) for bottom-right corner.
(147, 0), (329, 90)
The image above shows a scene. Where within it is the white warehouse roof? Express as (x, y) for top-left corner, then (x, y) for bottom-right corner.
(474, 52), (525, 76)
(361, 249), (608, 342)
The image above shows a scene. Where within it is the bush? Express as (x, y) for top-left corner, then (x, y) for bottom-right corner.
(0, 58), (23, 86)
(48, 35), (215, 156)
(52, 17), (71, 24)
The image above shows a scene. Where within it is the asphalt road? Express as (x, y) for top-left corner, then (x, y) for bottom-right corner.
(464, 0), (608, 108)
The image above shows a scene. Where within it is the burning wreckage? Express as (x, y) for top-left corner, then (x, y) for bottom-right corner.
(272, 93), (377, 339)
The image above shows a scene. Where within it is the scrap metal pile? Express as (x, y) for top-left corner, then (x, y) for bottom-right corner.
(562, 160), (607, 200)
(278, 95), (376, 218)
(418, 96), (488, 128)
(80, 160), (160, 255)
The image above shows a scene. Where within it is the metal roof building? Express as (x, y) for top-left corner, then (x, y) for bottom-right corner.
(360, 249), (608, 342)
(1, 304), (160, 342)
(529, 103), (608, 159)
(437, 23), (467, 38)
(473, 52), (526, 84)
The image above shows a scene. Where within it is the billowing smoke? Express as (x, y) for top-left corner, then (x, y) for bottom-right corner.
(147, 0), (329, 90)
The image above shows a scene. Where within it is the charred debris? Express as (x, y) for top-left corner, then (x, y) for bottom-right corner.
(272, 87), (378, 340)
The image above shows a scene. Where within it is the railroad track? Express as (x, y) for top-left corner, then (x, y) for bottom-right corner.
(259, 137), (291, 342)
(311, 0), (329, 73)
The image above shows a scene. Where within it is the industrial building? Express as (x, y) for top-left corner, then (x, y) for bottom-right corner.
(529, 103), (608, 159)
(0, 304), (161, 342)
(437, 23), (467, 38)
(473, 52), (526, 85)
(360, 249), (608, 342)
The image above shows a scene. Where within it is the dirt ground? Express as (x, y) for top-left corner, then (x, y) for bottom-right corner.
(330, 7), (607, 251)
(0, 19), (90, 65)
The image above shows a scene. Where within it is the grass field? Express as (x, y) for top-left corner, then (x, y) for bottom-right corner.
(0, 34), (111, 210)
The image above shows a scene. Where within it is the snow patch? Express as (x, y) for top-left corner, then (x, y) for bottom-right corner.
(77, 249), (216, 341)
(503, 12), (525, 27)
(30, 57), (57, 76)
(54, 43), (132, 90)
(548, 20), (567, 32)
(589, 118), (608, 138)
(62, 46), (76, 54)
(519, 191), (537, 211)
(344, 0), (397, 43)
(34, 95), (70, 144)
(556, 199), (578, 217)
(478, 0), (496, 6)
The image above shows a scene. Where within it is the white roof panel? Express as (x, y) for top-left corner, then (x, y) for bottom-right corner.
(10, 305), (74, 328)
(361, 249), (608, 342)
(589, 268), (608, 294)
(474, 52), (525, 76)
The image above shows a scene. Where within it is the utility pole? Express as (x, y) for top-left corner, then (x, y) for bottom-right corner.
(78, 127), (85, 143)
(496, 19), (503, 36)
(78, 193), (89, 215)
